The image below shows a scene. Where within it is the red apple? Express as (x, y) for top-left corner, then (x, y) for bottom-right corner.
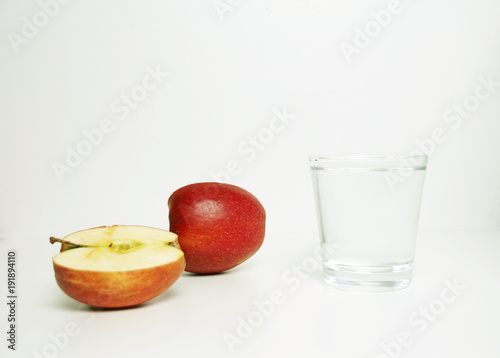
(168, 182), (266, 274)
(50, 225), (185, 308)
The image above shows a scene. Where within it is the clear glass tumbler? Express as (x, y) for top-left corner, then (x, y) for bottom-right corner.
(309, 155), (428, 292)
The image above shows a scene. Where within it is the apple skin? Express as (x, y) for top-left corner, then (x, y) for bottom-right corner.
(53, 259), (185, 308)
(168, 182), (266, 274)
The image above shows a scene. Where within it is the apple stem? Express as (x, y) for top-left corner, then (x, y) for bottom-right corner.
(50, 237), (63, 244)
(49, 237), (84, 247)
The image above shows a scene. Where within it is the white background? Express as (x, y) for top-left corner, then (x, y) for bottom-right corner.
(1, 0), (499, 239)
(1, 1), (500, 358)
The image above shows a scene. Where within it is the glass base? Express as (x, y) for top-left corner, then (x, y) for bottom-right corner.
(322, 261), (413, 293)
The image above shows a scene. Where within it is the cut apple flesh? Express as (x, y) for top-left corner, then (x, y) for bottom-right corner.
(51, 225), (185, 308)
(53, 225), (180, 248)
(53, 242), (183, 271)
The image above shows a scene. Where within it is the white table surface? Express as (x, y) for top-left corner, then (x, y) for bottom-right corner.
(2, 229), (499, 358)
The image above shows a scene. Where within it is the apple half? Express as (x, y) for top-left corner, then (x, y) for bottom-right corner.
(50, 225), (185, 308)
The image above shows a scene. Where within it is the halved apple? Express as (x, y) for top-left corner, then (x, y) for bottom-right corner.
(50, 225), (185, 308)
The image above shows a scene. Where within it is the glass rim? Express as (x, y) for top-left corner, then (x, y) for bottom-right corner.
(309, 154), (428, 170)
(309, 154), (428, 162)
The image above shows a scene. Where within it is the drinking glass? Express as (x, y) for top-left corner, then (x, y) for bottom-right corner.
(309, 155), (428, 292)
